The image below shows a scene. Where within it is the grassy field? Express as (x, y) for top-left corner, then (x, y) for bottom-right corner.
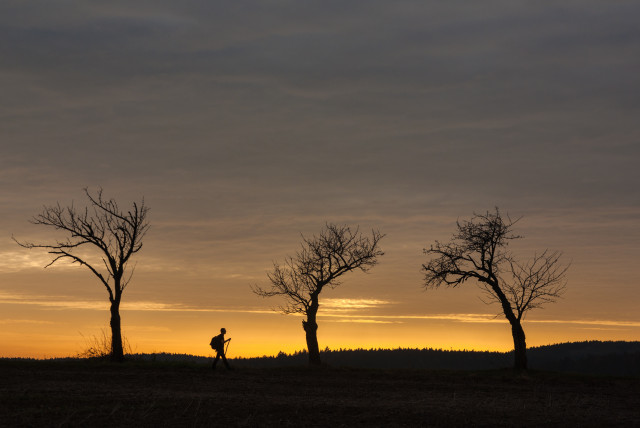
(1, 359), (639, 427)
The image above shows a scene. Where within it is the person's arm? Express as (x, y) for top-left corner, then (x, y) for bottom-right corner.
(225, 338), (231, 343)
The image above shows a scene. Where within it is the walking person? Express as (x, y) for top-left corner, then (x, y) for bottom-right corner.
(210, 327), (232, 370)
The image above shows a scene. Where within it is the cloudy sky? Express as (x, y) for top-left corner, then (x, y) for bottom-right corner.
(1, 1), (639, 358)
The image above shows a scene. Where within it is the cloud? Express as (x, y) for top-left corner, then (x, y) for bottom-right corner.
(0, 293), (107, 311)
(322, 298), (393, 310)
(2, 290), (639, 330)
(319, 312), (640, 328)
(528, 319), (640, 328)
(2, 0), (639, 222)
(0, 251), (55, 272)
(319, 313), (504, 324)
(0, 292), (273, 313)
(319, 298), (402, 323)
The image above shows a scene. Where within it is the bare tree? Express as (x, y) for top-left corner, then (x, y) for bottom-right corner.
(14, 188), (149, 362)
(253, 223), (384, 366)
(422, 208), (568, 371)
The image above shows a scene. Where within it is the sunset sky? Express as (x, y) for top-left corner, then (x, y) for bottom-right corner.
(1, 1), (639, 359)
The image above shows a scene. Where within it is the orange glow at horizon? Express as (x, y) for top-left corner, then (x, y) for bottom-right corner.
(3, 302), (639, 359)
(2, 208), (640, 360)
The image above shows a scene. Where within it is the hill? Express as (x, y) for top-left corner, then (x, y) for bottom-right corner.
(123, 340), (640, 377)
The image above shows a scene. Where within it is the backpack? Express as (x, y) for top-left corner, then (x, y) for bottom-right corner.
(210, 334), (223, 350)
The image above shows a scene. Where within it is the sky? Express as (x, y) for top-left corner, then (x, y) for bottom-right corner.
(1, 1), (639, 359)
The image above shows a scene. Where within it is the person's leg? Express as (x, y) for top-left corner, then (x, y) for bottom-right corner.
(221, 353), (231, 369)
(212, 353), (221, 369)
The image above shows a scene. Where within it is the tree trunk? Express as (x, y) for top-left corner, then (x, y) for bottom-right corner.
(491, 282), (528, 371)
(110, 299), (124, 362)
(511, 321), (527, 371)
(302, 314), (321, 366)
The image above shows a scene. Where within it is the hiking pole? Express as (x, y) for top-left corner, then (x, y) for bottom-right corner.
(225, 338), (231, 356)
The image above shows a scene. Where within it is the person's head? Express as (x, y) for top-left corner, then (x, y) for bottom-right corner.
(221, 328), (226, 334)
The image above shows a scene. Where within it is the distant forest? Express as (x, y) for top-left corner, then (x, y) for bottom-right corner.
(126, 341), (640, 377)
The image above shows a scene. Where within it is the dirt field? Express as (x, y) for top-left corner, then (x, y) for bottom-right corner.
(1, 359), (639, 427)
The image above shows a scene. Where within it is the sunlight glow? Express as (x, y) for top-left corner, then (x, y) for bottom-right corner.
(322, 298), (393, 309)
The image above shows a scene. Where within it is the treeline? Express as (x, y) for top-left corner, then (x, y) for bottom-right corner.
(227, 341), (640, 376)
(125, 340), (640, 376)
(520, 340), (640, 376)
(231, 347), (510, 371)
(9, 340), (637, 377)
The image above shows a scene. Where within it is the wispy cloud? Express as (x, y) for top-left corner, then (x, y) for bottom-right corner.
(320, 312), (640, 328)
(3, 292), (639, 329)
(319, 313), (503, 324)
(319, 299), (399, 323)
(0, 293), (106, 310)
(0, 292), (273, 314)
(527, 319), (640, 328)
(0, 248), (115, 274)
(0, 251), (59, 272)
(398, 313), (503, 323)
(322, 298), (393, 310)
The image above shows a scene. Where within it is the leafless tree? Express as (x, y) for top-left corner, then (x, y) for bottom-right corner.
(14, 188), (149, 362)
(253, 223), (384, 365)
(422, 208), (568, 371)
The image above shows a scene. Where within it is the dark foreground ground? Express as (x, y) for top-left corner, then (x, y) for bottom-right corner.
(1, 359), (639, 427)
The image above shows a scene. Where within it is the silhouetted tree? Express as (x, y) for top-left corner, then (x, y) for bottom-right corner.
(14, 188), (149, 362)
(253, 223), (384, 365)
(422, 208), (568, 371)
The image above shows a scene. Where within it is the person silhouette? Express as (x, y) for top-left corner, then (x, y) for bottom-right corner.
(210, 327), (232, 370)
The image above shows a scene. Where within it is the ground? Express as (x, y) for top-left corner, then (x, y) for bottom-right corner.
(1, 359), (639, 427)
